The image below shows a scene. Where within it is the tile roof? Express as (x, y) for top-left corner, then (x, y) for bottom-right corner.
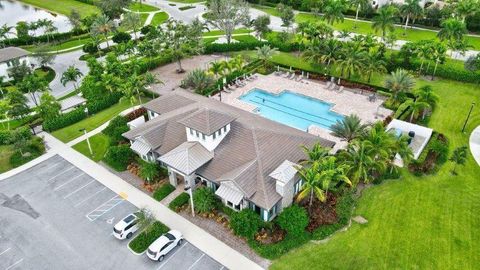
(143, 94), (195, 115)
(124, 90), (336, 209)
(0, 47), (29, 63)
(177, 108), (236, 135)
(158, 141), (213, 175)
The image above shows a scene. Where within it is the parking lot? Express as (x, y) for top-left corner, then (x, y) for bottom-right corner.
(0, 155), (225, 270)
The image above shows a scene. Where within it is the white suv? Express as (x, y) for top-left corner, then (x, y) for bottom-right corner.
(113, 213), (139, 240)
(146, 230), (183, 262)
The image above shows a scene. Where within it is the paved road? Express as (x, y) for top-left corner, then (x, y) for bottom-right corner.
(0, 155), (225, 270)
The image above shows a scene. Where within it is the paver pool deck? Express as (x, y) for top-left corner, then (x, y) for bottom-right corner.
(215, 74), (392, 148)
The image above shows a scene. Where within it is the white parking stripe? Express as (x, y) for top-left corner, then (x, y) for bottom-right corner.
(219, 266), (225, 270)
(5, 258), (23, 270)
(53, 173), (85, 191)
(0, 247), (11, 256)
(63, 180), (94, 199)
(47, 166), (75, 182)
(74, 187), (107, 207)
(86, 195), (124, 221)
(156, 242), (188, 270)
(42, 162), (63, 172)
(187, 254), (205, 270)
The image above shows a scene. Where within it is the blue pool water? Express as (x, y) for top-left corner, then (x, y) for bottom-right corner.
(239, 89), (344, 131)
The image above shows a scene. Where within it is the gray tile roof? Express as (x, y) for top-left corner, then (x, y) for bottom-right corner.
(158, 141), (214, 175)
(178, 108), (236, 135)
(0, 47), (29, 63)
(143, 94), (195, 115)
(124, 90), (336, 210)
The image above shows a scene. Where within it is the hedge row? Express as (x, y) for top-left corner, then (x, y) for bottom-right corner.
(4, 30), (88, 46)
(168, 193), (190, 212)
(87, 92), (123, 114)
(204, 40), (300, 54)
(128, 221), (170, 253)
(0, 127), (32, 145)
(42, 108), (86, 132)
(153, 184), (176, 202)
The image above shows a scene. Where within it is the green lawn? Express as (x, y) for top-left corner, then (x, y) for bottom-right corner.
(233, 35), (259, 43)
(252, 4), (281, 17)
(294, 13), (480, 50)
(203, 28), (252, 37)
(259, 52), (480, 269)
(0, 145), (14, 173)
(167, 0), (204, 3)
(51, 99), (141, 143)
(72, 133), (110, 162)
(19, 0), (99, 17)
(23, 36), (92, 52)
(34, 67), (56, 83)
(129, 2), (159, 12)
(0, 119), (23, 131)
(149, 12), (169, 26)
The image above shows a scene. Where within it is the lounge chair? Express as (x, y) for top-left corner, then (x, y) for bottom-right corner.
(326, 82), (332, 89)
(224, 89), (232, 94)
(296, 75), (303, 82)
(289, 73), (296, 80)
(283, 72), (291, 78)
(274, 71), (282, 76)
(337, 86), (344, 93)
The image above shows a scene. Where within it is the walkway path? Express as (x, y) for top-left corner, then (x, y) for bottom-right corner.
(1, 132), (264, 270)
(470, 126), (480, 166)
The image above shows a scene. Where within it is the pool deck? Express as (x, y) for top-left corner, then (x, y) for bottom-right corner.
(212, 74), (393, 149)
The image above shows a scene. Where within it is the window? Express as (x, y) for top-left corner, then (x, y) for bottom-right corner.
(227, 201), (233, 207)
(294, 179), (303, 194)
(202, 134), (205, 140)
(234, 203), (240, 211)
(195, 130), (199, 137)
(213, 132), (216, 139)
(223, 126), (227, 132)
(190, 128), (193, 135)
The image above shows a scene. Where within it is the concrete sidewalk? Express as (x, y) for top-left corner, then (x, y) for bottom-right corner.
(38, 132), (264, 270)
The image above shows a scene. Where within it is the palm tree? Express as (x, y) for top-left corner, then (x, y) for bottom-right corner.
(209, 61), (223, 79)
(336, 45), (366, 80)
(350, 0), (370, 26)
(321, 39), (342, 68)
(256, 45), (278, 68)
(363, 51), (387, 83)
(302, 41), (324, 66)
(295, 163), (322, 208)
(91, 14), (115, 48)
(414, 85), (439, 117)
(231, 55), (245, 71)
(0, 24), (14, 48)
(437, 18), (467, 44)
(340, 140), (376, 186)
(330, 114), (368, 142)
(61, 65), (83, 90)
(301, 142), (329, 164)
(430, 42), (447, 80)
(323, 0), (346, 25)
(362, 122), (396, 160)
(139, 161), (160, 184)
(400, 0), (423, 35)
(372, 5), (398, 40)
(404, 98), (430, 122)
(450, 146), (468, 175)
(384, 69), (416, 103)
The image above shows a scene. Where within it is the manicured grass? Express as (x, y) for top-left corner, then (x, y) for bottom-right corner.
(51, 99), (142, 143)
(295, 13), (480, 50)
(34, 67), (56, 83)
(260, 53), (480, 268)
(0, 119), (23, 131)
(129, 2), (159, 12)
(150, 12), (169, 26)
(203, 28), (252, 37)
(0, 145), (14, 173)
(178, 5), (195, 11)
(233, 35), (259, 43)
(19, 0), (99, 18)
(153, 184), (176, 202)
(252, 4), (281, 17)
(72, 133), (110, 162)
(167, 0), (204, 3)
(23, 36), (92, 52)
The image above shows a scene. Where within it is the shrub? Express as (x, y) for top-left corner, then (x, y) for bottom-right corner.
(276, 205), (308, 237)
(9, 137), (45, 168)
(86, 92), (123, 114)
(128, 221), (169, 253)
(102, 116), (129, 145)
(103, 144), (135, 171)
(42, 108), (86, 131)
(192, 187), (217, 213)
(230, 209), (262, 239)
(141, 25), (154, 35)
(112, 31), (132, 44)
(0, 127), (31, 145)
(168, 193), (190, 212)
(82, 41), (99, 54)
(153, 184), (176, 202)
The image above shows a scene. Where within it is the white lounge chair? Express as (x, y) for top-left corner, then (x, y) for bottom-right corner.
(337, 86), (344, 93)
(283, 72), (291, 78)
(289, 73), (296, 80)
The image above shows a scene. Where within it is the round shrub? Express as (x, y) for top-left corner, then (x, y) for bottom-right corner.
(141, 25), (154, 35)
(192, 187), (217, 213)
(230, 209), (262, 239)
(112, 31), (131, 44)
(102, 116), (129, 145)
(82, 41), (99, 54)
(276, 204), (308, 237)
(104, 144), (135, 171)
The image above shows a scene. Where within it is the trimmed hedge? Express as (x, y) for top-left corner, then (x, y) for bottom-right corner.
(168, 193), (190, 212)
(42, 107), (86, 132)
(204, 40), (300, 54)
(4, 30), (88, 46)
(230, 209), (263, 239)
(153, 184), (176, 202)
(87, 92), (123, 114)
(128, 221), (169, 253)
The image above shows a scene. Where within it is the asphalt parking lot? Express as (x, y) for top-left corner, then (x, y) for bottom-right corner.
(0, 155), (225, 270)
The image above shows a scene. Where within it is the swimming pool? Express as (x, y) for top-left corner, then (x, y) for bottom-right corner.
(239, 89), (344, 131)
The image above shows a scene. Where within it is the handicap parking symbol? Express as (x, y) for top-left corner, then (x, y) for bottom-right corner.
(107, 217), (115, 224)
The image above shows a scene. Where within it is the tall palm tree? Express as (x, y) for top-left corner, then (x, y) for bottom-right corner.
(404, 98), (430, 122)
(454, 0), (479, 23)
(301, 142), (329, 164)
(336, 45), (366, 80)
(363, 51), (387, 83)
(231, 55), (245, 71)
(340, 140), (376, 186)
(0, 24), (14, 48)
(323, 0), (346, 25)
(350, 0), (370, 26)
(437, 18), (467, 44)
(295, 163), (322, 207)
(430, 42), (447, 80)
(91, 14), (115, 48)
(372, 5), (398, 40)
(256, 45), (278, 68)
(384, 69), (416, 102)
(414, 85), (439, 110)
(321, 39), (342, 68)
(61, 65), (83, 90)
(400, 0), (423, 34)
(330, 114), (368, 142)
(209, 61), (224, 79)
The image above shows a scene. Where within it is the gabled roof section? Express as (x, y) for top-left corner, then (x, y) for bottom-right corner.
(143, 94), (195, 115)
(177, 108), (236, 135)
(158, 141), (214, 175)
(0, 47), (29, 63)
(269, 160), (299, 184)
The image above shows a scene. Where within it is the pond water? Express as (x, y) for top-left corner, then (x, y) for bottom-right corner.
(0, 0), (72, 37)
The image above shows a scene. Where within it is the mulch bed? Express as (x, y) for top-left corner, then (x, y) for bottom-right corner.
(300, 193), (338, 232)
(255, 224), (286, 245)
